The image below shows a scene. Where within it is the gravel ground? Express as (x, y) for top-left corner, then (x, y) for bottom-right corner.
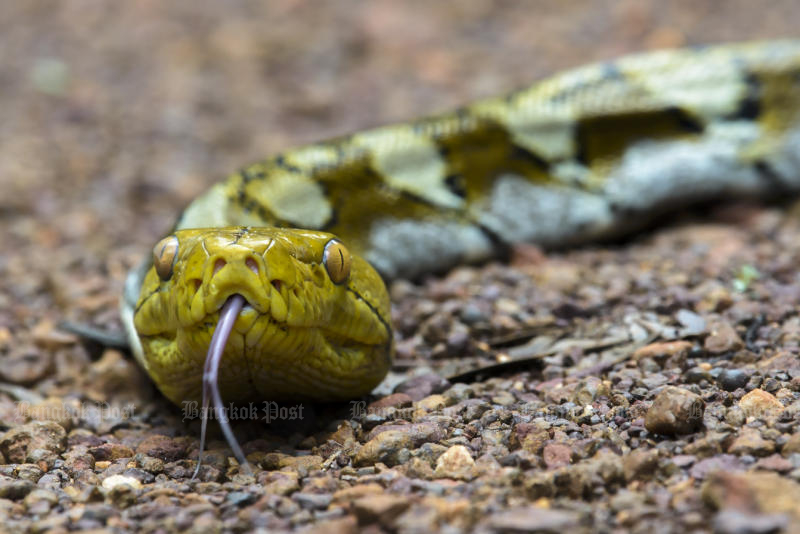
(2, 1), (800, 533)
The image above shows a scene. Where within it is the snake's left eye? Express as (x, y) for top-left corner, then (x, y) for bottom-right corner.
(323, 239), (351, 285)
(153, 235), (179, 281)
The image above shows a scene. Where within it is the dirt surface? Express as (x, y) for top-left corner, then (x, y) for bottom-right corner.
(2, 1), (800, 532)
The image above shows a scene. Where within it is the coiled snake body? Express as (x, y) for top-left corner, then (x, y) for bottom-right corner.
(121, 40), (800, 466)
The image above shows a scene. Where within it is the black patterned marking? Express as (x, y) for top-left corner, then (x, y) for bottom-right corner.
(574, 107), (704, 166)
(509, 144), (550, 171)
(727, 73), (761, 121)
(444, 174), (467, 199)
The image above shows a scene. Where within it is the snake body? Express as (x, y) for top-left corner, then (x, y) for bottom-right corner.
(122, 40), (800, 437)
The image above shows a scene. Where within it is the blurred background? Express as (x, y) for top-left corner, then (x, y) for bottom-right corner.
(0, 0), (797, 358)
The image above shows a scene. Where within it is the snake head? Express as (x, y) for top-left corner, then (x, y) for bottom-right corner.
(132, 226), (393, 405)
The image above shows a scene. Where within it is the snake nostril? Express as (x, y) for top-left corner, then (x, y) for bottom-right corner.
(213, 258), (226, 276)
(245, 257), (259, 275)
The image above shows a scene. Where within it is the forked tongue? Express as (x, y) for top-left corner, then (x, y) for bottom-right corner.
(192, 294), (252, 479)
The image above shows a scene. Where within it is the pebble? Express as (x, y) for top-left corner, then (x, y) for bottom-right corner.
(367, 393), (413, 411)
(623, 449), (660, 482)
(353, 430), (412, 467)
(433, 445), (474, 480)
(351, 494), (410, 528)
(486, 506), (581, 532)
(101, 474), (142, 491)
(293, 492), (333, 511)
(753, 454), (793, 473)
(738, 389), (784, 419)
(727, 428), (775, 457)
(717, 369), (750, 392)
(393, 374), (450, 402)
(0, 477), (34, 500)
(0, 421), (67, 463)
(542, 442), (572, 469)
(781, 432), (800, 457)
(88, 443), (135, 461)
(702, 471), (800, 522)
(712, 509), (788, 534)
(633, 340), (693, 367)
(644, 387), (705, 436)
(415, 394), (449, 413)
(134, 435), (188, 463)
(704, 321), (744, 354)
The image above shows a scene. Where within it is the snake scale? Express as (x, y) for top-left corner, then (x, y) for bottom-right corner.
(121, 40), (800, 467)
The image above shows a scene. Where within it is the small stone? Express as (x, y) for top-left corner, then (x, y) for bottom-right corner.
(725, 406), (747, 427)
(278, 455), (324, 473)
(415, 394), (449, 413)
(367, 393), (412, 411)
(257, 471), (300, 496)
(293, 492), (332, 510)
(704, 321), (744, 354)
(0, 345), (53, 385)
(727, 428), (775, 457)
(300, 516), (358, 534)
(690, 455), (745, 480)
(13, 463), (43, 483)
(368, 422), (445, 449)
(101, 474), (142, 491)
(433, 445), (474, 480)
(712, 510), (787, 534)
(134, 435), (187, 463)
(122, 467), (154, 485)
(738, 389), (783, 419)
(487, 506), (580, 532)
(753, 454), (793, 473)
(782, 433), (800, 457)
(393, 374), (450, 402)
(633, 340), (693, 367)
(702, 471), (800, 522)
(645, 386), (705, 436)
(351, 494), (410, 527)
(135, 454), (164, 473)
(332, 483), (384, 505)
(623, 449), (660, 482)
(23, 488), (58, 515)
(542, 443), (571, 469)
(353, 430), (412, 467)
(717, 369), (750, 392)
(0, 476), (34, 500)
(89, 443), (135, 461)
(684, 366), (711, 384)
(0, 421), (67, 463)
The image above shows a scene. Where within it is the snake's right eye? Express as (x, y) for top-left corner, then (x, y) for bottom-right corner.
(153, 235), (179, 281)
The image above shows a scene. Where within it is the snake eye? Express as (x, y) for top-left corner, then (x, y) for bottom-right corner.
(153, 235), (179, 281)
(323, 239), (351, 285)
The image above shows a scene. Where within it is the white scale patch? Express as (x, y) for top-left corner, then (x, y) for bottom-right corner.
(353, 128), (464, 210)
(620, 49), (748, 118)
(603, 120), (765, 211)
(366, 219), (493, 280)
(245, 170), (332, 229)
(177, 183), (234, 229)
(474, 174), (614, 246)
